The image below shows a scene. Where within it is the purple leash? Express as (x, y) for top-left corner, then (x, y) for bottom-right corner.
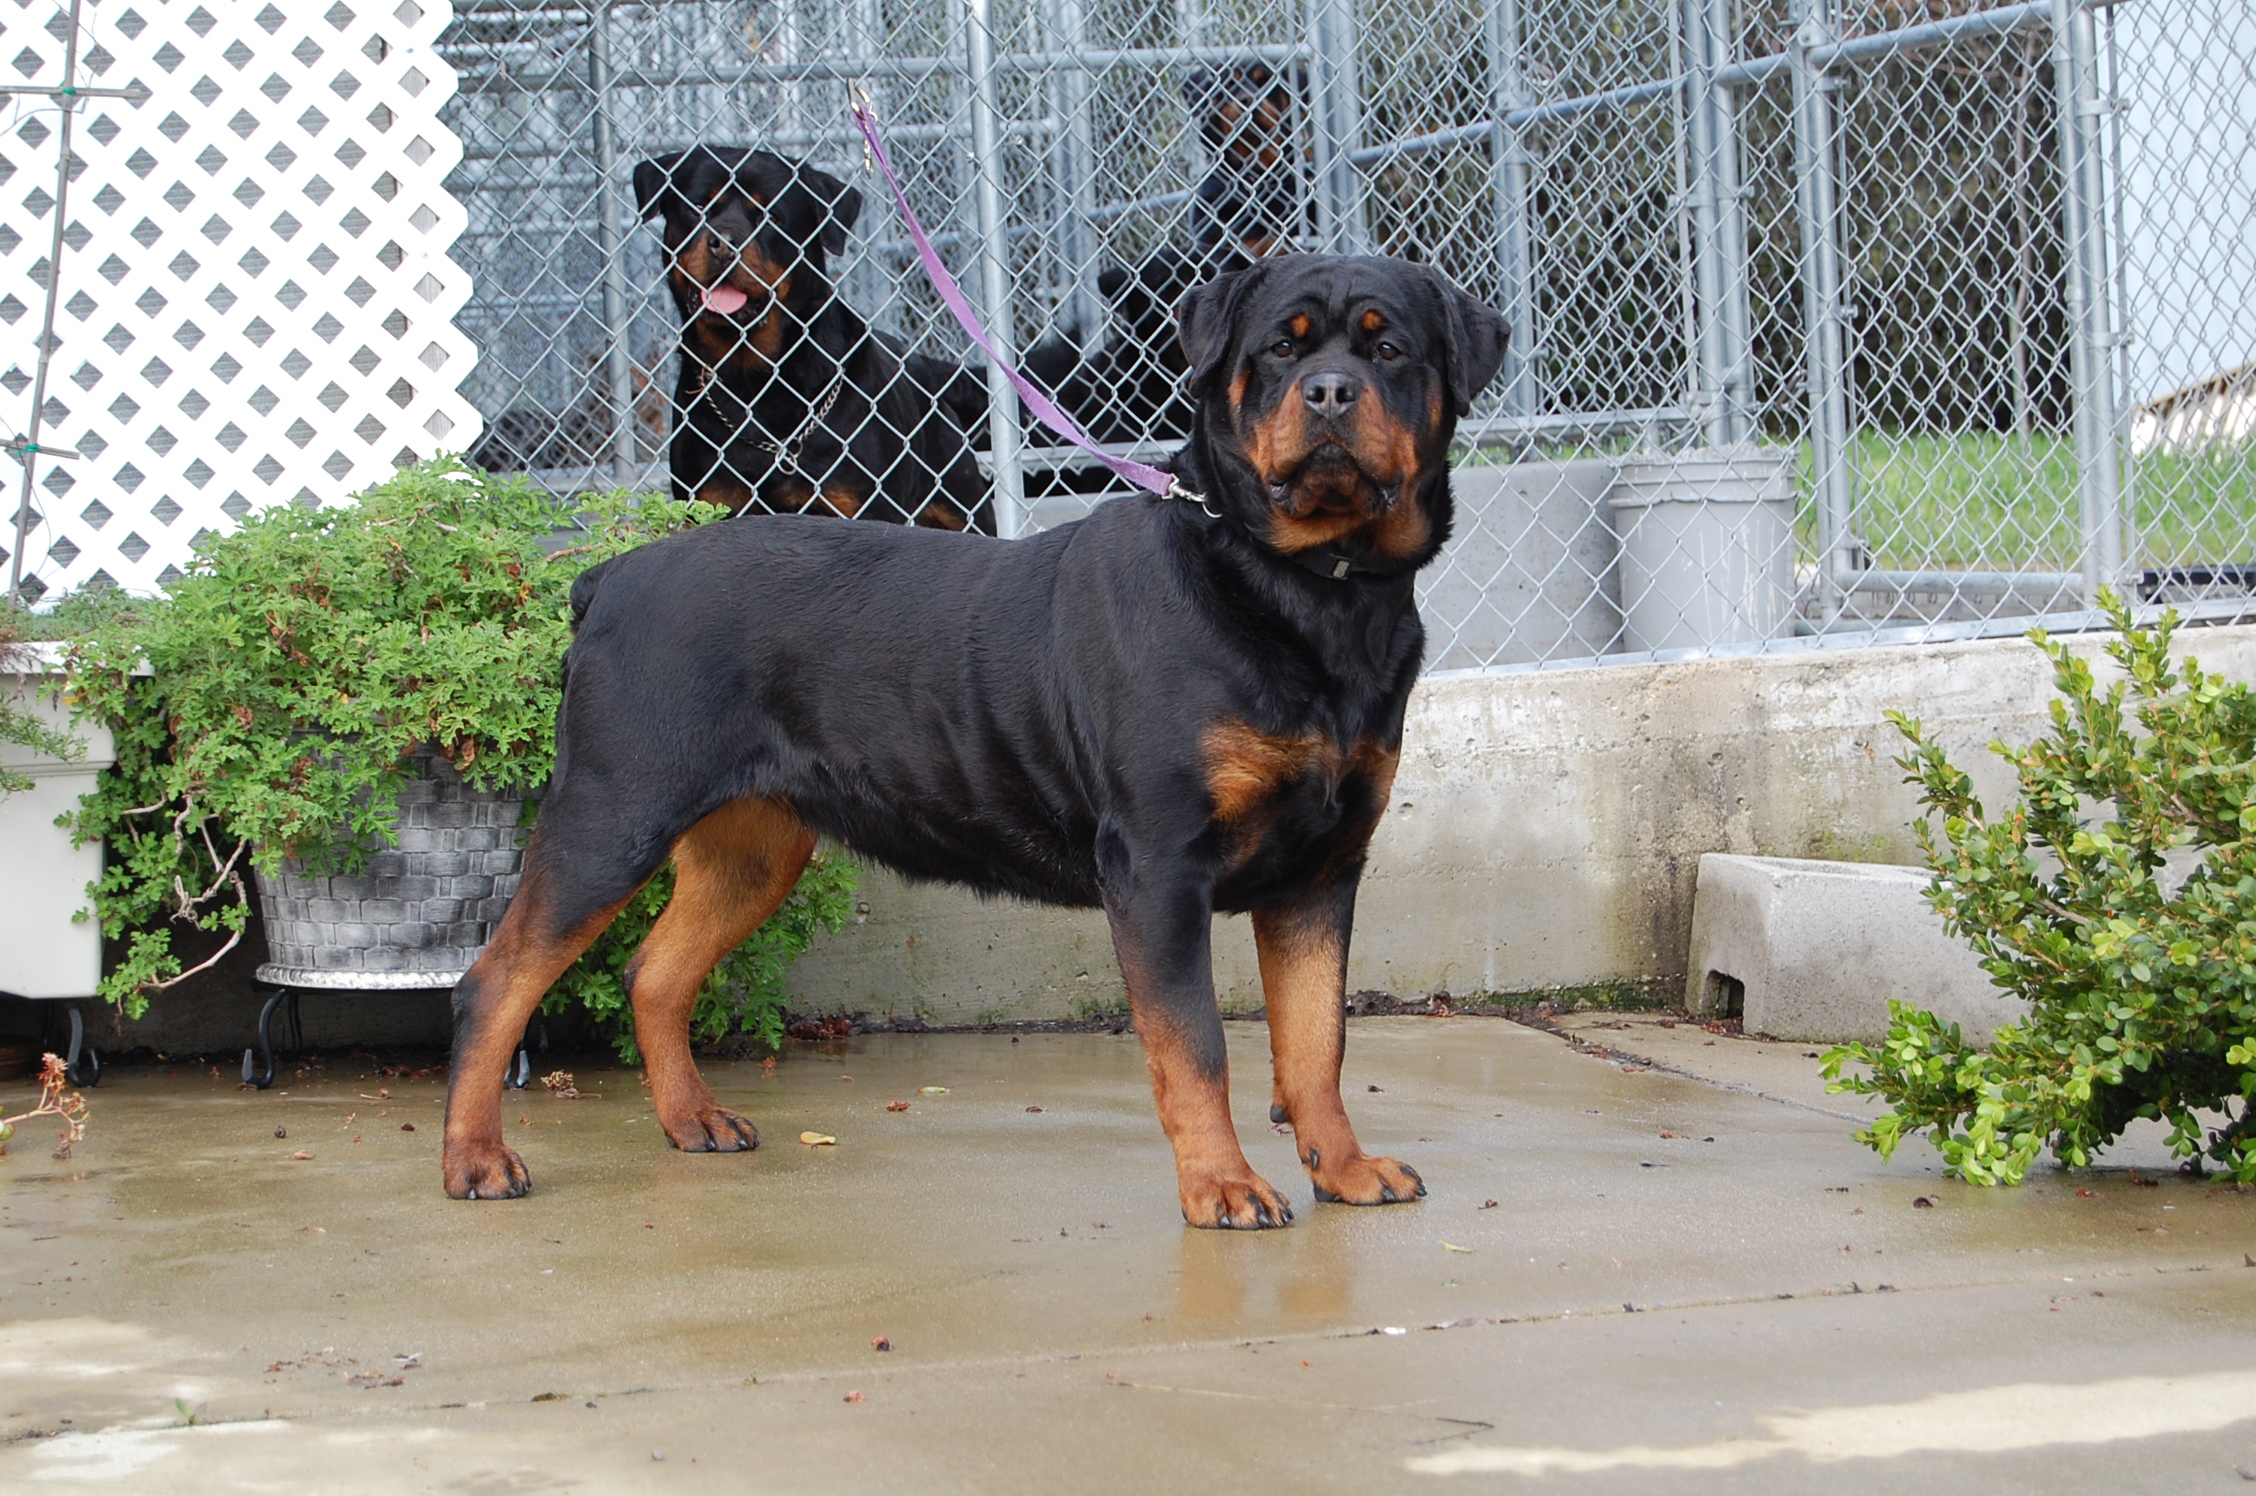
(849, 100), (1211, 513)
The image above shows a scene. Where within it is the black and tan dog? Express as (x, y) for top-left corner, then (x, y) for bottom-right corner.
(441, 254), (1505, 1228)
(636, 146), (989, 531)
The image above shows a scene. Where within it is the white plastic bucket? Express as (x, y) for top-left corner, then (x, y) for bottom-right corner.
(1608, 445), (1799, 653)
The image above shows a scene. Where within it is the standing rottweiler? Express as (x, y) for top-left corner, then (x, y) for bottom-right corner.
(636, 147), (990, 531)
(441, 255), (1505, 1228)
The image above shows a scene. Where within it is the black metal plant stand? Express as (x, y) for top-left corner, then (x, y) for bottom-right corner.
(506, 1016), (550, 1090)
(37, 1003), (100, 1088)
(241, 984), (305, 1089)
(239, 983), (547, 1091)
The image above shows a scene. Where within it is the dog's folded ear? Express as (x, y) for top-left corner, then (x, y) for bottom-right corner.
(1433, 270), (1509, 417)
(633, 154), (681, 223)
(1175, 260), (1267, 393)
(794, 163), (864, 260)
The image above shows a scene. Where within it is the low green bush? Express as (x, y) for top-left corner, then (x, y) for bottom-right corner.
(0, 611), (84, 797)
(60, 459), (851, 1057)
(1823, 592), (2256, 1183)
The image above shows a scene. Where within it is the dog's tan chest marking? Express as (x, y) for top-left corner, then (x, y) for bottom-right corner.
(1202, 720), (1399, 866)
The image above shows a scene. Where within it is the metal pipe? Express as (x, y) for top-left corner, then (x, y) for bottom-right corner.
(1348, 77), (1685, 170)
(2103, 5), (2139, 578)
(1012, 407), (1700, 471)
(448, 42), (1309, 93)
(1045, 0), (1100, 357)
(1483, 0), (1538, 420)
(585, 2), (638, 485)
(1790, 0), (1858, 611)
(10, 0), (84, 608)
(1304, 0), (1365, 253)
(452, 117), (1046, 166)
(1682, 0), (1756, 445)
(1716, 0), (2057, 88)
(2052, 0), (2125, 599)
(839, 0), (899, 338)
(1839, 568), (2083, 594)
(966, 0), (1026, 538)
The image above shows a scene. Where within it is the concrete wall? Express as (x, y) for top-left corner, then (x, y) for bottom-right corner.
(785, 622), (2256, 1023)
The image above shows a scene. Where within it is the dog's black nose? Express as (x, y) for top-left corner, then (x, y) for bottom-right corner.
(1302, 371), (1361, 416)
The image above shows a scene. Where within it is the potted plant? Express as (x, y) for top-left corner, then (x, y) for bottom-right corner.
(61, 458), (853, 1061)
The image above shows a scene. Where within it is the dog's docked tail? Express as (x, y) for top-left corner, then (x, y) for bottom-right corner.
(568, 556), (620, 635)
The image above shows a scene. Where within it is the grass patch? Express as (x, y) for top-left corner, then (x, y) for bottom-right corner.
(1809, 432), (2256, 573)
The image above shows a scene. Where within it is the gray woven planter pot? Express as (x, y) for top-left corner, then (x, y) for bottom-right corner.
(252, 754), (529, 990)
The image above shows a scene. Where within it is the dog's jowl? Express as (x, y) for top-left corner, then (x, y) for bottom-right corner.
(442, 254), (1505, 1228)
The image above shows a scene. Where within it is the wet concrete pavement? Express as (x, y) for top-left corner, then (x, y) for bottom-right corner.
(1, 1014), (2251, 1492)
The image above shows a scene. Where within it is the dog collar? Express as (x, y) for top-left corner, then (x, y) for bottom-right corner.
(1163, 483), (1389, 583)
(1287, 547), (1381, 582)
(736, 372), (846, 517)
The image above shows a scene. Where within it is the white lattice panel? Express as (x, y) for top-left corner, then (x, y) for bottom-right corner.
(2, 0), (480, 598)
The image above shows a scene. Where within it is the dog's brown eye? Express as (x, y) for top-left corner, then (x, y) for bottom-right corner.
(1271, 339), (1294, 359)
(1375, 341), (1401, 362)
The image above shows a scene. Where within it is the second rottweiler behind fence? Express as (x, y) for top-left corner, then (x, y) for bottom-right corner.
(635, 146), (990, 532)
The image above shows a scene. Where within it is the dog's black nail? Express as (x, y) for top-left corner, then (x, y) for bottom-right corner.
(1268, 1103), (1288, 1124)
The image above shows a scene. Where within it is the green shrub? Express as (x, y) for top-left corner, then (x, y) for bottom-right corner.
(1823, 592), (2256, 1183)
(61, 459), (851, 1056)
(0, 611), (84, 797)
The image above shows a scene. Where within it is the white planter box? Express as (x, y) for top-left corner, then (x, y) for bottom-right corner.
(0, 644), (111, 1000)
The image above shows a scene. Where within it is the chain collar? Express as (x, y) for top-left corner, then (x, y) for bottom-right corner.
(735, 372), (846, 518)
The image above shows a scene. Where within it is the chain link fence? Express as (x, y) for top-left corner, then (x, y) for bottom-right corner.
(11, 1), (2251, 670)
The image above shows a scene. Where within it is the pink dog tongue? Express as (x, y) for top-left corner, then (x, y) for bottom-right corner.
(702, 284), (749, 315)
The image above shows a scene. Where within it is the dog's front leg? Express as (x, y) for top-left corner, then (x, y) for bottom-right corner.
(1254, 878), (1424, 1207)
(1100, 835), (1292, 1229)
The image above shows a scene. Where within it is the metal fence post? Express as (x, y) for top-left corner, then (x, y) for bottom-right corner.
(1684, 0), (1755, 447)
(586, 1), (639, 486)
(1483, 0), (1538, 420)
(967, 0), (1028, 537)
(2052, 0), (2125, 601)
(1304, 0), (1366, 254)
(1790, 0), (1856, 606)
(1045, 0), (1101, 356)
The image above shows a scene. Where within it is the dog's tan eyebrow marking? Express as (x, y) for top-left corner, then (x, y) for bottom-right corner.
(1360, 309), (1385, 333)
(1287, 312), (1312, 340)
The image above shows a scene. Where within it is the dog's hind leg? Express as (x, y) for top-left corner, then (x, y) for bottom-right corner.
(443, 830), (649, 1200)
(625, 795), (816, 1153)
(1254, 879), (1424, 1208)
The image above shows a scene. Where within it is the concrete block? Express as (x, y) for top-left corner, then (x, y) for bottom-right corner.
(1684, 853), (2026, 1045)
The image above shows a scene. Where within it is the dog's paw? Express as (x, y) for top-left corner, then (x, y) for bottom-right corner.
(444, 1139), (531, 1200)
(662, 1104), (759, 1154)
(1306, 1149), (1424, 1206)
(1179, 1165), (1296, 1230)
